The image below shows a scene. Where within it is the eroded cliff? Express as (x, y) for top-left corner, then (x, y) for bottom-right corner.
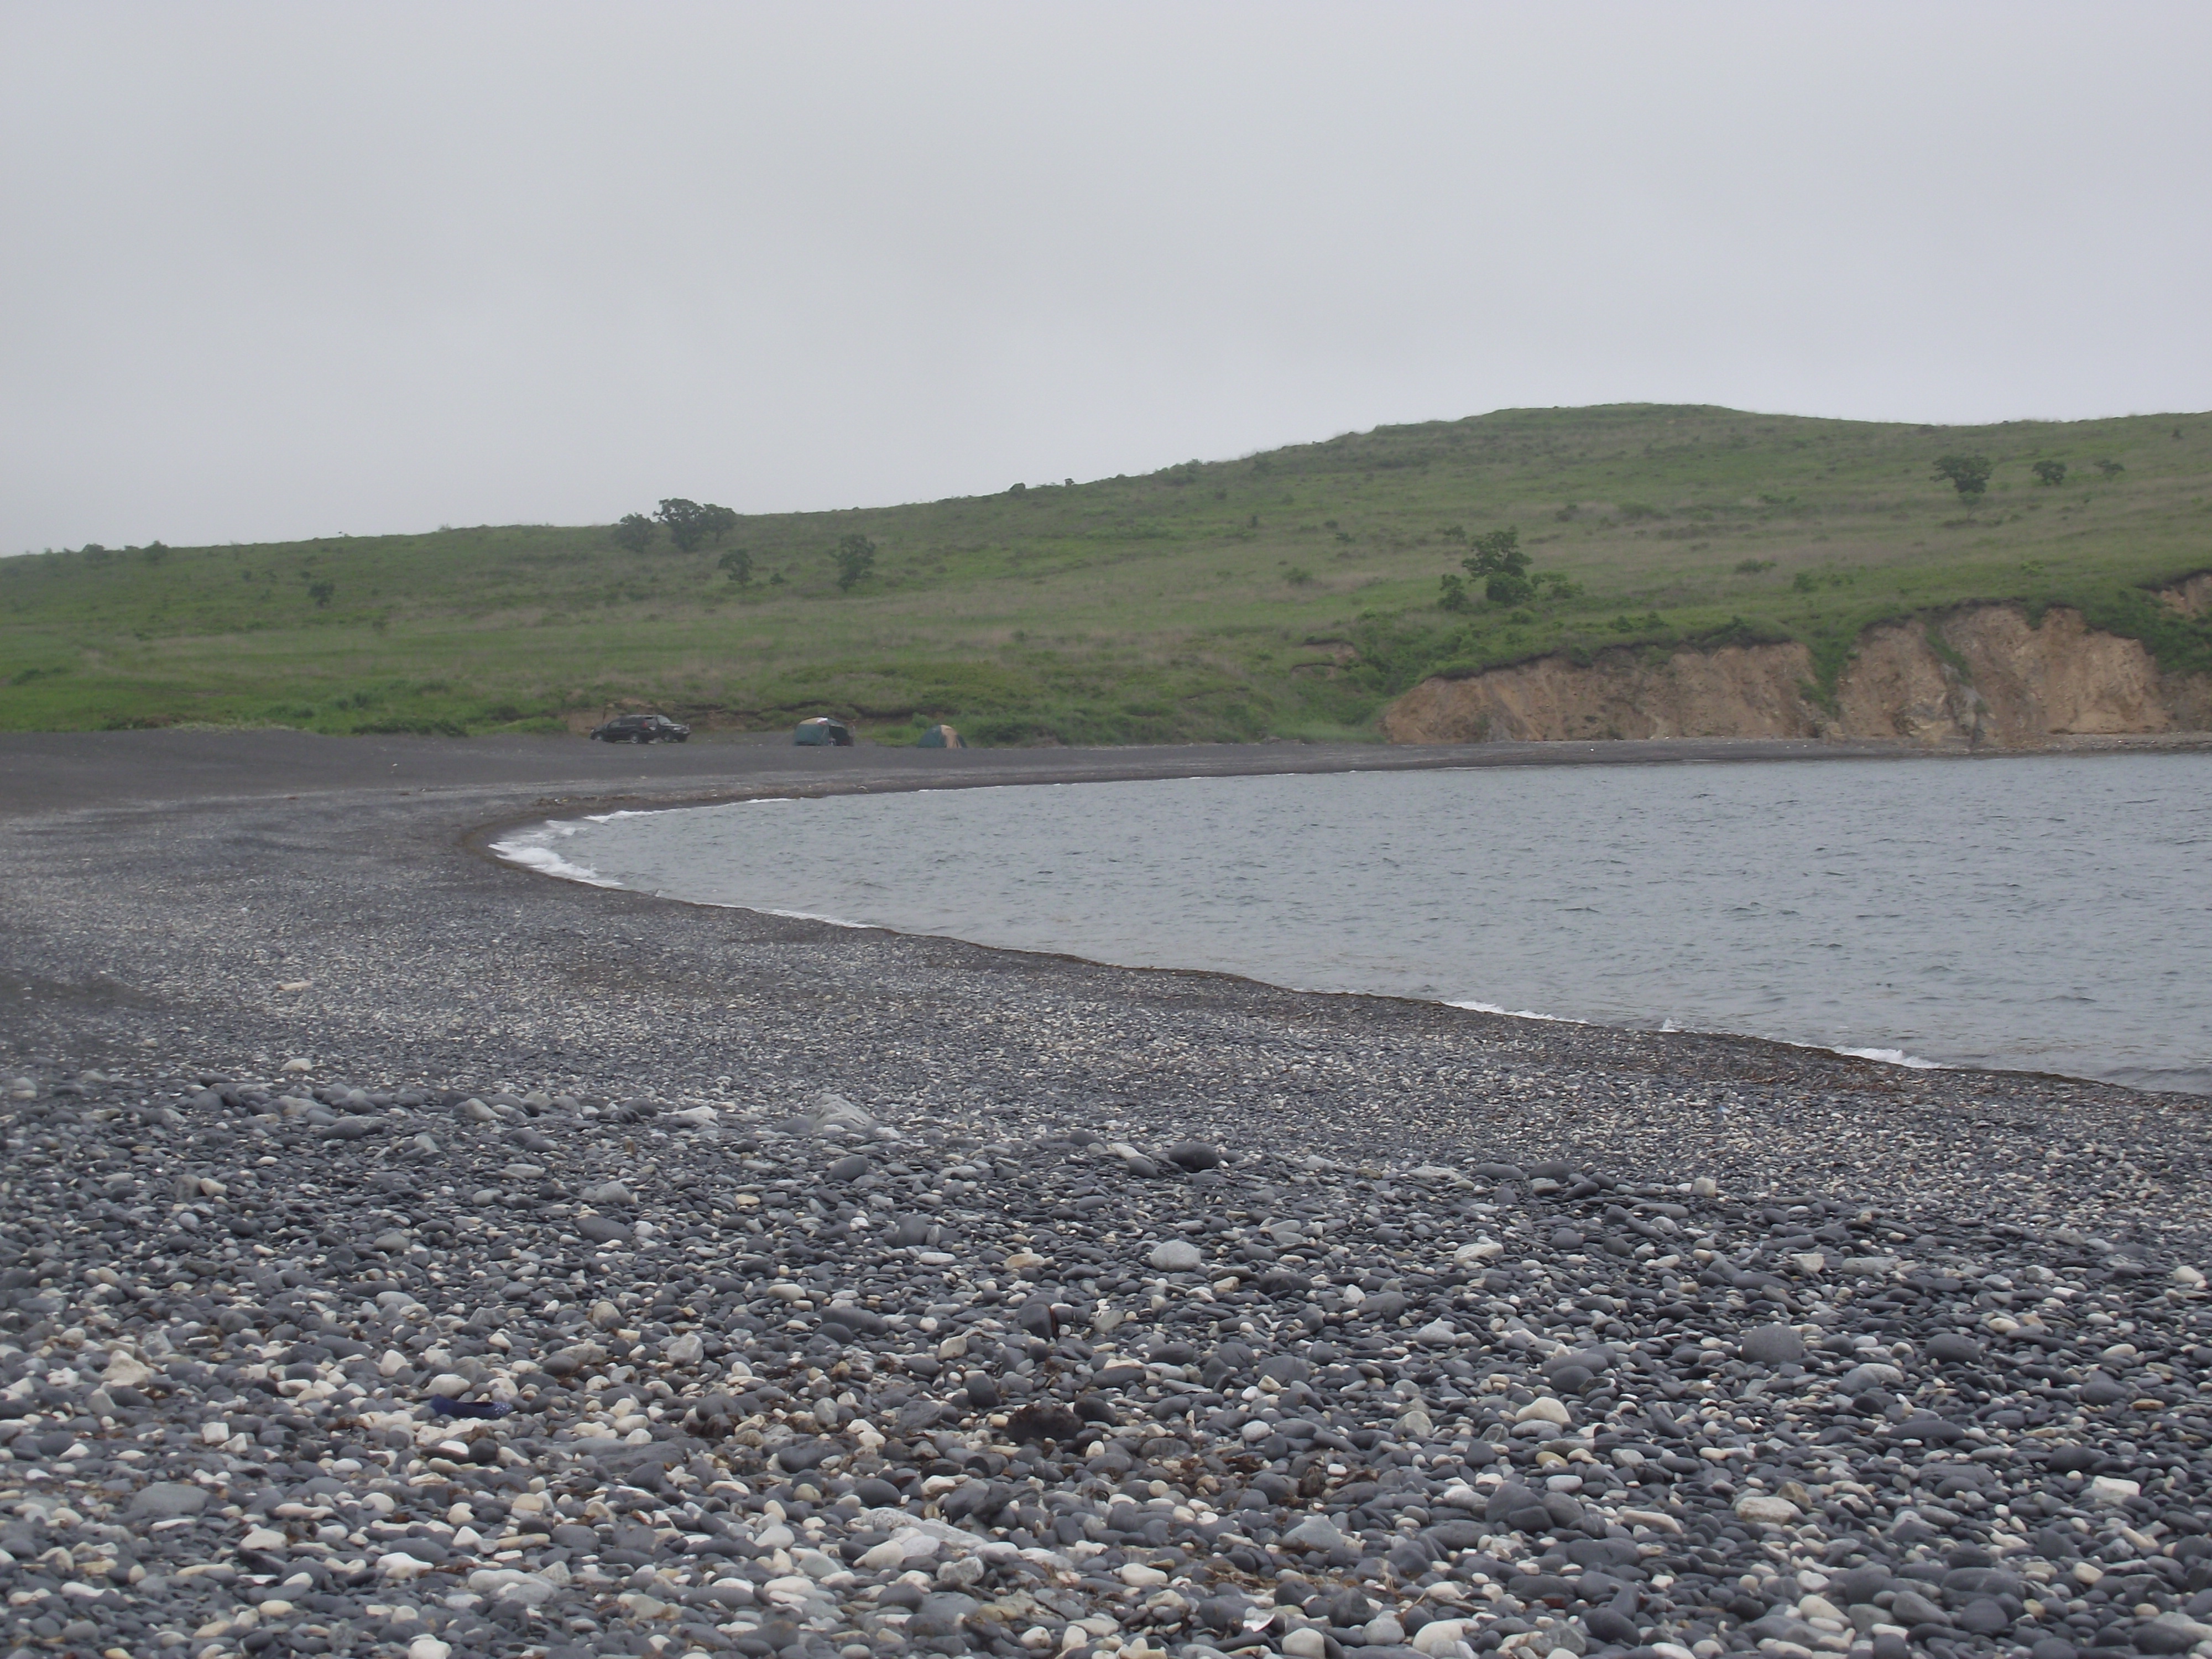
(1382, 597), (2212, 747)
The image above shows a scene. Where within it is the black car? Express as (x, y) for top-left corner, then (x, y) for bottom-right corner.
(588, 713), (691, 744)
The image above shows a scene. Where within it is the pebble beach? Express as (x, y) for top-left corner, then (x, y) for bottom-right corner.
(1, 732), (2208, 1659)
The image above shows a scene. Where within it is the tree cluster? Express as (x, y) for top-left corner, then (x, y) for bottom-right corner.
(602, 504), (883, 595)
(1438, 526), (1582, 613)
(1935, 453), (2122, 503)
(1932, 455), (1994, 501)
(611, 498), (739, 554)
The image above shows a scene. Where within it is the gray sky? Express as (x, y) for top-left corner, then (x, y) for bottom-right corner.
(4, 2), (2208, 553)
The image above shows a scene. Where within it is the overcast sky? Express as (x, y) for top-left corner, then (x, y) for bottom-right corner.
(4, 3), (2208, 553)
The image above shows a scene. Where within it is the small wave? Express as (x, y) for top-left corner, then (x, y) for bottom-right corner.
(757, 905), (880, 930)
(580, 797), (798, 827)
(2095, 1061), (2212, 1095)
(489, 828), (625, 889)
(1446, 999), (1582, 1024)
(1833, 1045), (1947, 1071)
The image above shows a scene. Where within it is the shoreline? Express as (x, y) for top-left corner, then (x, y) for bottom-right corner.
(472, 753), (2210, 1108)
(3, 727), (2208, 1131)
(480, 818), (2106, 1107)
(11, 726), (2212, 824)
(6, 730), (2212, 1659)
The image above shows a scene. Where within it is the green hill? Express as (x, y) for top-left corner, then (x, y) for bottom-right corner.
(4, 403), (2210, 743)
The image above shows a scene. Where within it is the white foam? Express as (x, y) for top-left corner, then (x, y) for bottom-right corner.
(489, 826), (625, 889)
(611, 889), (881, 931)
(1833, 1045), (1946, 1071)
(1446, 999), (1580, 1024)
(1455, 1003), (1949, 1073)
(757, 906), (879, 930)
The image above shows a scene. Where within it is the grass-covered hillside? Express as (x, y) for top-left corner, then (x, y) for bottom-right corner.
(4, 404), (2210, 743)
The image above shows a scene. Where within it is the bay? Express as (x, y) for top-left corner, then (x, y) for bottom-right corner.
(495, 753), (2212, 1094)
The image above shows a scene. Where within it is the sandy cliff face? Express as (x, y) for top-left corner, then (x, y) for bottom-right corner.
(1382, 599), (2211, 747)
(2159, 571), (2212, 617)
(1381, 642), (1820, 743)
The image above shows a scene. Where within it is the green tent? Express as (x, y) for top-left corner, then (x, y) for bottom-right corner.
(794, 717), (855, 747)
(915, 724), (966, 748)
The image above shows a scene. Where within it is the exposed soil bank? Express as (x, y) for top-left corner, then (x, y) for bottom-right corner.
(2159, 570), (2212, 617)
(1383, 599), (2212, 747)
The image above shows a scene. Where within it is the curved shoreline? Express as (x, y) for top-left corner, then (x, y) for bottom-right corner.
(3, 727), (2206, 1125)
(477, 766), (2206, 1104)
(0, 726), (2093, 823)
(2, 726), (2206, 1164)
(486, 811), (1987, 1092)
(5, 728), (2212, 1658)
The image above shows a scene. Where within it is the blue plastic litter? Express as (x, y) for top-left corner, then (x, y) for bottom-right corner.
(429, 1396), (513, 1419)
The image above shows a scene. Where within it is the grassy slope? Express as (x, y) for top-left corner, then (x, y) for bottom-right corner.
(4, 403), (2210, 743)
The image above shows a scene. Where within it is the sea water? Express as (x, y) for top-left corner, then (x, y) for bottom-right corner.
(495, 753), (2212, 1095)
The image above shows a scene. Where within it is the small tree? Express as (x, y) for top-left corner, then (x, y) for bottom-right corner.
(1532, 570), (1583, 602)
(612, 513), (655, 554)
(2094, 458), (2125, 479)
(717, 547), (754, 586)
(307, 580), (335, 608)
(701, 503), (739, 544)
(1463, 526), (1533, 606)
(1437, 573), (1470, 612)
(2031, 460), (2067, 487)
(656, 498), (709, 552)
(833, 534), (877, 592)
(1932, 453), (1993, 501)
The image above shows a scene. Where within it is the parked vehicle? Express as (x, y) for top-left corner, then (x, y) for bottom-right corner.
(794, 716), (855, 747)
(589, 713), (691, 743)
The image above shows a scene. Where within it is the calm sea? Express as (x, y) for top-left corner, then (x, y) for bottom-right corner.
(494, 754), (2212, 1095)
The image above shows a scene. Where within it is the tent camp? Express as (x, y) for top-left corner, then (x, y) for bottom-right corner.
(794, 717), (855, 747)
(915, 724), (966, 748)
